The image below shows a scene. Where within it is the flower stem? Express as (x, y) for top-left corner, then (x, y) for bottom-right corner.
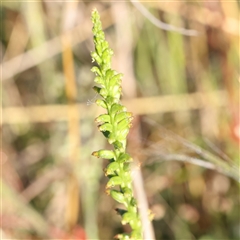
(91, 8), (143, 240)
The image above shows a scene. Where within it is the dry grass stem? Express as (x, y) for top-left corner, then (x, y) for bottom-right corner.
(2, 90), (227, 124)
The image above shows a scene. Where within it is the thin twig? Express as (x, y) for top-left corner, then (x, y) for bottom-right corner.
(147, 154), (240, 183)
(143, 118), (240, 182)
(131, 161), (156, 240)
(203, 137), (234, 164)
(130, 0), (198, 36)
(2, 90), (227, 124)
(136, 1), (239, 36)
(147, 153), (217, 170)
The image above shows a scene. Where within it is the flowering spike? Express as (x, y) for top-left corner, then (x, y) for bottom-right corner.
(91, 9), (143, 240)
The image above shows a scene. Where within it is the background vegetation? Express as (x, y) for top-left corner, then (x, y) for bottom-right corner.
(1, 1), (239, 239)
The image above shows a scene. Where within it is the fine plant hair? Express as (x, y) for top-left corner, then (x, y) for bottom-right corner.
(91, 9), (146, 240)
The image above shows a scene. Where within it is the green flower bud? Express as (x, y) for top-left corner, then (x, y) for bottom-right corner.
(130, 198), (138, 208)
(114, 233), (131, 240)
(94, 76), (103, 85)
(110, 190), (126, 204)
(128, 205), (138, 214)
(95, 114), (110, 124)
(131, 230), (142, 240)
(92, 150), (115, 159)
(110, 85), (121, 97)
(110, 103), (126, 115)
(96, 31), (105, 40)
(117, 128), (129, 141)
(106, 176), (122, 188)
(102, 65), (111, 74)
(100, 88), (108, 98)
(95, 44), (102, 56)
(95, 99), (107, 109)
(122, 187), (133, 202)
(102, 48), (113, 63)
(101, 40), (109, 51)
(117, 153), (132, 163)
(93, 36), (102, 45)
(112, 141), (124, 151)
(129, 220), (142, 232)
(108, 133), (116, 144)
(122, 212), (137, 225)
(98, 123), (113, 132)
(112, 93), (121, 102)
(91, 51), (102, 64)
(105, 69), (116, 83)
(109, 73), (123, 86)
(115, 112), (132, 123)
(104, 161), (119, 175)
(120, 172), (131, 185)
(91, 66), (102, 76)
(116, 119), (131, 136)
(123, 162), (131, 172)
